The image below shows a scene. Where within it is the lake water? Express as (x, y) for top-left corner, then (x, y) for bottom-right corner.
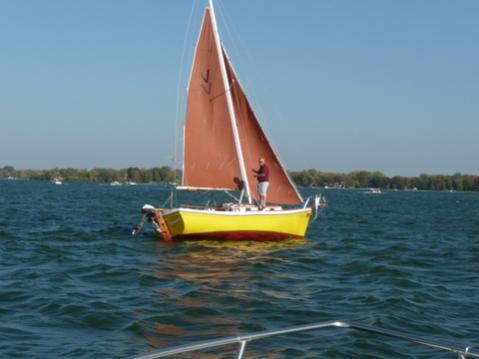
(0, 180), (478, 358)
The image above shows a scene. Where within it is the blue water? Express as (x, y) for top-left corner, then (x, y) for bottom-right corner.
(0, 180), (477, 358)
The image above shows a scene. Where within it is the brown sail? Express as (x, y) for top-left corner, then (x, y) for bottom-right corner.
(223, 49), (303, 205)
(182, 8), (242, 190)
(182, 5), (302, 205)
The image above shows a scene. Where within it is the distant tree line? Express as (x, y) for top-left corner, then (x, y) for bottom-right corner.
(2, 166), (479, 191)
(0, 166), (179, 184)
(289, 170), (479, 191)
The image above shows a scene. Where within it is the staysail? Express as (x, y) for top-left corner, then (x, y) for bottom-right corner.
(182, 4), (303, 205)
(223, 49), (303, 205)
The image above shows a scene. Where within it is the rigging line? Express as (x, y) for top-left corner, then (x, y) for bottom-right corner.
(215, 1), (282, 158)
(215, 1), (268, 127)
(174, 0), (199, 184)
(223, 190), (239, 202)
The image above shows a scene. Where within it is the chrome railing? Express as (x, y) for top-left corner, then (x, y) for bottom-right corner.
(131, 320), (477, 359)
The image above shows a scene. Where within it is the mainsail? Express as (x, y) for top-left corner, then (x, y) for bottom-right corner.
(182, 7), (241, 191)
(182, 4), (303, 205)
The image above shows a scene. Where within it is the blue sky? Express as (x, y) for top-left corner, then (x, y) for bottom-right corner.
(1, 0), (478, 176)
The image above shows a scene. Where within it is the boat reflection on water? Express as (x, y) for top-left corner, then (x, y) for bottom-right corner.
(175, 237), (306, 256)
(153, 237), (307, 286)
(135, 239), (308, 356)
(157, 238), (306, 271)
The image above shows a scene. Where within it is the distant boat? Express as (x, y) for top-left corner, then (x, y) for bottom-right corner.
(135, 0), (323, 241)
(370, 187), (382, 194)
(51, 178), (62, 185)
(110, 181), (121, 186)
(125, 181), (137, 186)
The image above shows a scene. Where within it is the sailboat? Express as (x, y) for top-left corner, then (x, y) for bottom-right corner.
(136, 0), (323, 241)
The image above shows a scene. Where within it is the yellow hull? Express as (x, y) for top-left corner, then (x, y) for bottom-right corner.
(156, 207), (312, 241)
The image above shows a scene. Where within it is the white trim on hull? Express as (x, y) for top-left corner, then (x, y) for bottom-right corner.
(162, 207), (311, 217)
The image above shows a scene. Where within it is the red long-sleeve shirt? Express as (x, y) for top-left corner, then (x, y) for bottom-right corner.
(255, 164), (269, 182)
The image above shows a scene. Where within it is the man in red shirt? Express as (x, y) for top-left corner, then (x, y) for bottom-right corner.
(253, 158), (269, 210)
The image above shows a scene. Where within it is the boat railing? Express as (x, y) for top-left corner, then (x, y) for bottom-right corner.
(131, 320), (477, 359)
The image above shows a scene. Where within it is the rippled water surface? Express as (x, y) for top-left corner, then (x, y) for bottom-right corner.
(0, 180), (478, 358)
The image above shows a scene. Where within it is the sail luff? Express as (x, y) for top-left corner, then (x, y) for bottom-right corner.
(186, 8), (208, 93)
(207, 0), (252, 204)
(182, 10), (206, 187)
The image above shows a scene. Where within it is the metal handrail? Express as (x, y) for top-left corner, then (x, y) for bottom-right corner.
(131, 320), (477, 359)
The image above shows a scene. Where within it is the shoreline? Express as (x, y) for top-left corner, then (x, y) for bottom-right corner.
(1, 166), (478, 192)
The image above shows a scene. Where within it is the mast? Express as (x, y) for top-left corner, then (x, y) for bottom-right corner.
(208, 0), (252, 204)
